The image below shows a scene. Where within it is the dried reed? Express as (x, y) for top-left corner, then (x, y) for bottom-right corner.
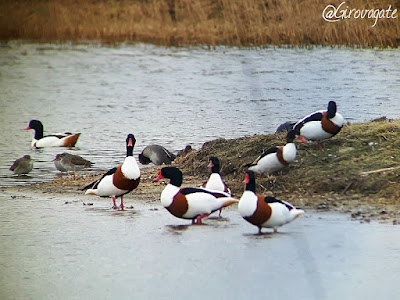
(0, 0), (398, 47)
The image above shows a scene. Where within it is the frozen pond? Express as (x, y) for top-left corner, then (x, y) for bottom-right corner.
(0, 190), (399, 300)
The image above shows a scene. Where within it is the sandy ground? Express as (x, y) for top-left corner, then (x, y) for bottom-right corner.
(2, 165), (399, 225)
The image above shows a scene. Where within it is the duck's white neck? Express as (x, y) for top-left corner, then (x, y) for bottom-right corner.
(122, 156), (140, 179)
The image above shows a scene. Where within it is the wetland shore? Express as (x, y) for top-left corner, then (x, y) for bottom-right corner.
(4, 118), (400, 224)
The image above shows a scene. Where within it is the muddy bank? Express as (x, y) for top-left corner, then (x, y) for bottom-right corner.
(3, 118), (400, 224)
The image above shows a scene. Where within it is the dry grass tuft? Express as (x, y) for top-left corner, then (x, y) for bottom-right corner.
(0, 0), (399, 47)
(175, 118), (400, 204)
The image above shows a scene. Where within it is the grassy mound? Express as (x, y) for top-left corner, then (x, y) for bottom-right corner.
(175, 118), (400, 205)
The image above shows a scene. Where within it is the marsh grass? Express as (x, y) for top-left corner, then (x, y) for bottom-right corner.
(1, 0), (399, 47)
(176, 118), (400, 203)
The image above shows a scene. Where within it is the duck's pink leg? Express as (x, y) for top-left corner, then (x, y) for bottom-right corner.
(120, 196), (124, 211)
(195, 214), (210, 224)
(112, 197), (117, 209)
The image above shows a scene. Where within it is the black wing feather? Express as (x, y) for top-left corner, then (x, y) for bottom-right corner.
(81, 167), (118, 191)
(294, 112), (324, 131)
(181, 187), (228, 198)
(264, 196), (294, 210)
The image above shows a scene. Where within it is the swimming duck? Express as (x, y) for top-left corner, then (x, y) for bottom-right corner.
(293, 101), (344, 148)
(9, 155), (33, 175)
(24, 120), (81, 148)
(246, 130), (297, 174)
(153, 167), (238, 224)
(238, 170), (304, 234)
(82, 134), (140, 210)
(54, 152), (93, 172)
(138, 144), (176, 165)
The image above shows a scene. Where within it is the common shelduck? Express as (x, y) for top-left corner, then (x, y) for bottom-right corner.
(54, 152), (93, 172)
(9, 155), (33, 175)
(246, 130), (297, 174)
(201, 157), (231, 194)
(82, 134), (140, 210)
(153, 167), (238, 224)
(293, 101), (344, 148)
(238, 170), (304, 234)
(200, 157), (231, 217)
(138, 144), (176, 165)
(24, 120), (80, 148)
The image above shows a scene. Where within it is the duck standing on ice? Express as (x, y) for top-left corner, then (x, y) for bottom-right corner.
(201, 156), (231, 194)
(153, 167), (238, 224)
(24, 120), (80, 148)
(238, 170), (304, 234)
(82, 134), (140, 210)
(201, 156), (232, 217)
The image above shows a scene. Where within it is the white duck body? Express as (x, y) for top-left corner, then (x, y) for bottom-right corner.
(203, 173), (231, 194)
(239, 191), (304, 230)
(239, 170), (304, 233)
(86, 156), (140, 197)
(248, 143), (296, 174)
(296, 111), (344, 141)
(155, 167), (238, 223)
(83, 134), (140, 210)
(32, 136), (71, 148)
(161, 184), (233, 219)
(248, 130), (297, 174)
(294, 101), (344, 141)
(25, 119), (80, 148)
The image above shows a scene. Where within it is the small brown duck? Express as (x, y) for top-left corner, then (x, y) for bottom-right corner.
(54, 152), (93, 172)
(10, 155), (33, 175)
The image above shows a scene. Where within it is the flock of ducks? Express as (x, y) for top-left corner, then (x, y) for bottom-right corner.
(11, 101), (344, 234)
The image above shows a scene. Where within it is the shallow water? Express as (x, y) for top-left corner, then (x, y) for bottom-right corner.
(0, 190), (399, 300)
(1, 42), (400, 187)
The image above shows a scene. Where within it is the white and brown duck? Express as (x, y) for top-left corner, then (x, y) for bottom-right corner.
(238, 170), (304, 234)
(153, 167), (238, 224)
(246, 130), (297, 174)
(82, 134), (140, 210)
(24, 120), (80, 148)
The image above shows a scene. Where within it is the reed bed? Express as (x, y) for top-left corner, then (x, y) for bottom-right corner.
(0, 0), (399, 47)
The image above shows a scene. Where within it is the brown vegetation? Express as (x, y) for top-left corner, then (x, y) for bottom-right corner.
(174, 118), (400, 221)
(0, 0), (399, 47)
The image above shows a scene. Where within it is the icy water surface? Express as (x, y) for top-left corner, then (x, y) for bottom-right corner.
(0, 190), (399, 300)
(0, 42), (400, 187)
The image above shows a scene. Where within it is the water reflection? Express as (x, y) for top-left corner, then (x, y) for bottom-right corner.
(1, 190), (400, 299)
